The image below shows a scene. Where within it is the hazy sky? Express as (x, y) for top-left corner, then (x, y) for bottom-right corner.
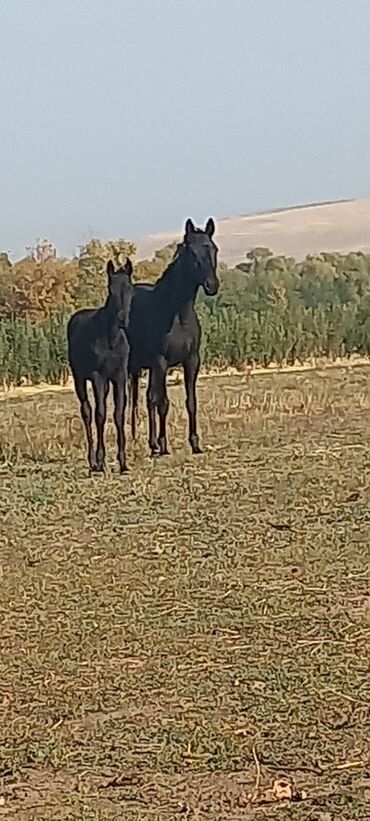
(1, 0), (370, 259)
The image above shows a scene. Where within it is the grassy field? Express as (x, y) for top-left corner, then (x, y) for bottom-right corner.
(0, 367), (370, 819)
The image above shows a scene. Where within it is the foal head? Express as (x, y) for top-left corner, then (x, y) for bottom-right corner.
(182, 218), (219, 296)
(106, 258), (134, 329)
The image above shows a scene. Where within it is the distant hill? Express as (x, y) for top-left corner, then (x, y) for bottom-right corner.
(134, 197), (370, 267)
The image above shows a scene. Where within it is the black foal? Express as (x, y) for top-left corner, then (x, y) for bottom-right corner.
(67, 259), (133, 473)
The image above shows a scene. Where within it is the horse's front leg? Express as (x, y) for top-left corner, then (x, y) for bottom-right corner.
(157, 365), (169, 456)
(92, 374), (109, 472)
(113, 377), (129, 474)
(183, 353), (202, 454)
(73, 374), (96, 471)
(147, 360), (169, 457)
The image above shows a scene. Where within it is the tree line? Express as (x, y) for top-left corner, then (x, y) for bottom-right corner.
(1, 239), (370, 385)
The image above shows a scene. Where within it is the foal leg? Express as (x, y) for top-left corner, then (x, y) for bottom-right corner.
(73, 374), (96, 471)
(184, 353), (202, 454)
(113, 378), (128, 474)
(92, 374), (109, 472)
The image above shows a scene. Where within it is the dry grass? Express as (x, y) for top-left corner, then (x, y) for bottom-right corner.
(1, 367), (370, 819)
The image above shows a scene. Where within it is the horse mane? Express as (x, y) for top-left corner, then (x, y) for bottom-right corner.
(153, 227), (208, 289)
(153, 242), (185, 288)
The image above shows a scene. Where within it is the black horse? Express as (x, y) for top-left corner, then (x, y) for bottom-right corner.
(68, 258), (133, 474)
(129, 218), (219, 456)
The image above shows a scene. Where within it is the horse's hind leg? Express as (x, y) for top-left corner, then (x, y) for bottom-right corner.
(113, 377), (128, 474)
(73, 374), (96, 471)
(130, 372), (139, 440)
(146, 370), (160, 456)
(183, 353), (202, 454)
(92, 373), (109, 472)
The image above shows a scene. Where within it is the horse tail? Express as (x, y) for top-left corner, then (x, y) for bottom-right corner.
(131, 372), (139, 440)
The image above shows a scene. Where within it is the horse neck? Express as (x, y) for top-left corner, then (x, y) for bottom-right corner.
(154, 254), (198, 324)
(103, 294), (119, 323)
(102, 295), (124, 345)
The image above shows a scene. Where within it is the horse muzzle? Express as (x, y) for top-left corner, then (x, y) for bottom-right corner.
(117, 310), (128, 326)
(203, 277), (219, 296)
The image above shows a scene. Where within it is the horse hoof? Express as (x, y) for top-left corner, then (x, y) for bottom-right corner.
(120, 466), (129, 474)
(190, 436), (202, 454)
(91, 464), (104, 474)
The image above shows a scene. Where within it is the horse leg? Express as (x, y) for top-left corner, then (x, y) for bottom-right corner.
(74, 374), (96, 471)
(157, 366), (170, 456)
(92, 374), (109, 472)
(183, 353), (202, 454)
(146, 369), (160, 456)
(131, 372), (139, 440)
(113, 378), (128, 474)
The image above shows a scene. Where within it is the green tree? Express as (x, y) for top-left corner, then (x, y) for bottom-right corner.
(0, 252), (13, 319)
(135, 242), (178, 283)
(75, 238), (136, 306)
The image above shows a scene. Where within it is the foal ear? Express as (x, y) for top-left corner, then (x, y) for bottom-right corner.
(124, 258), (133, 277)
(107, 259), (115, 278)
(184, 218), (195, 243)
(205, 217), (215, 238)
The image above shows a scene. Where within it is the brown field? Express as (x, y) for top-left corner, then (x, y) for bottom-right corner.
(134, 197), (370, 267)
(0, 368), (370, 819)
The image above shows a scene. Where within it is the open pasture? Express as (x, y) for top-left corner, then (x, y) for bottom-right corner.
(0, 367), (370, 818)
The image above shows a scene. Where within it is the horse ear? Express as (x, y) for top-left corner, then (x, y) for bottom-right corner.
(107, 259), (115, 278)
(184, 218), (195, 243)
(205, 218), (215, 238)
(125, 258), (133, 277)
